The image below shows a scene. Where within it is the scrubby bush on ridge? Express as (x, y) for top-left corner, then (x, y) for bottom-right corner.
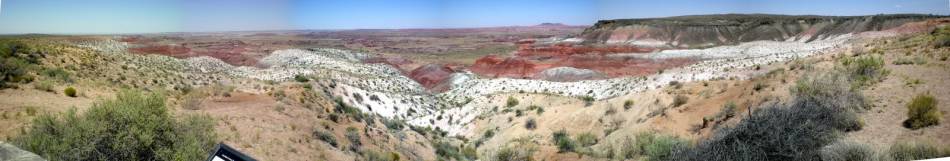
(13, 90), (217, 161)
(677, 72), (865, 161)
(904, 93), (940, 129)
(820, 141), (876, 161)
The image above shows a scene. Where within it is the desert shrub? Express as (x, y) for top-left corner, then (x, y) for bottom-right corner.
(34, 80), (54, 92)
(791, 72), (868, 111)
(361, 149), (400, 161)
(820, 141), (876, 161)
(635, 132), (689, 161)
(293, 74), (309, 82)
(524, 118), (537, 130)
(40, 67), (72, 83)
(623, 100), (634, 110)
(483, 129), (496, 139)
(382, 118), (405, 131)
(714, 101), (737, 120)
(553, 130), (576, 153)
(63, 86), (77, 97)
(840, 55), (888, 87)
(494, 145), (535, 161)
(346, 127), (362, 152)
(506, 96), (519, 108)
(580, 96), (595, 106)
(434, 141), (462, 160)
(0, 42), (39, 89)
(887, 141), (949, 161)
(933, 26), (950, 48)
(313, 130), (338, 148)
(671, 95), (688, 107)
(678, 73), (865, 161)
(575, 132), (598, 147)
(13, 90), (217, 161)
(904, 93), (940, 129)
(462, 145), (478, 160)
(752, 82), (767, 91)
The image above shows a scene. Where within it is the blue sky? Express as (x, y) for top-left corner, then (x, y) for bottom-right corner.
(0, 0), (947, 34)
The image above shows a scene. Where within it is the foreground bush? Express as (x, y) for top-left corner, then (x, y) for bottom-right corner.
(904, 93), (940, 129)
(63, 87), (77, 97)
(635, 132), (689, 161)
(678, 72), (865, 161)
(552, 130), (576, 153)
(887, 141), (950, 161)
(13, 90), (218, 161)
(840, 55), (888, 87)
(820, 141), (876, 161)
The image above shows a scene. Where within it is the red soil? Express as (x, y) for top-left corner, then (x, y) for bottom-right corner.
(128, 45), (192, 57)
(408, 64), (457, 91)
(470, 40), (689, 80)
(515, 42), (657, 57)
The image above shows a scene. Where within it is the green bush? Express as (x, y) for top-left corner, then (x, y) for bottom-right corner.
(346, 127), (362, 152)
(13, 90), (217, 161)
(887, 141), (949, 161)
(0, 41), (39, 89)
(933, 26), (950, 48)
(462, 145), (478, 160)
(841, 55), (888, 87)
(34, 80), (54, 92)
(580, 96), (595, 106)
(820, 141), (876, 161)
(433, 141), (462, 160)
(40, 67), (72, 83)
(671, 95), (688, 107)
(623, 100), (634, 110)
(714, 101), (737, 120)
(494, 145), (535, 161)
(293, 74), (309, 82)
(63, 86), (77, 97)
(904, 93), (940, 129)
(313, 130), (338, 148)
(679, 72), (865, 161)
(524, 118), (537, 130)
(635, 132), (689, 161)
(361, 149), (400, 161)
(506, 96), (519, 108)
(552, 130), (576, 153)
(575, 132), (598, 147)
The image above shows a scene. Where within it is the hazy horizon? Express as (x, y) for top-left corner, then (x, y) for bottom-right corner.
(1, 0), (948, 34)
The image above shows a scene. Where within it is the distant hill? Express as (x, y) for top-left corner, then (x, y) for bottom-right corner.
(579, 14), (947, 48)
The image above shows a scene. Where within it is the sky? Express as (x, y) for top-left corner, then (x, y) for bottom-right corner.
(0, 0), (947, 34)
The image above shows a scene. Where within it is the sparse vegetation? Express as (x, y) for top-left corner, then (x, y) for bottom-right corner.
(524, 118), (537, 130)
(494, 142), (536, 161)
(506, 96), (519, 108)
(635, 132), (689, 161)
(294, 74), (309, 82)
(40, 67), (72, 83)
(361, 149), (400, 161)
(575, 132), (598, 147)
(63, 86), (77, 97)
(313, 130), (339, 148)
(33, 80), (54, 92)
(820, 141), (876, 161)
(553, 129), (576, 153)
(886, 141), (950, 161)
(346, 127), (362, 152)
(13, 90), (217, 161)
(840, 55), (888, 87)
(623, 100), (634, 110)
(678, 72), (865, 161)
(671, 95), (688, 107)
(904, 93), (940, 129)
(580, 96), (595, 106)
